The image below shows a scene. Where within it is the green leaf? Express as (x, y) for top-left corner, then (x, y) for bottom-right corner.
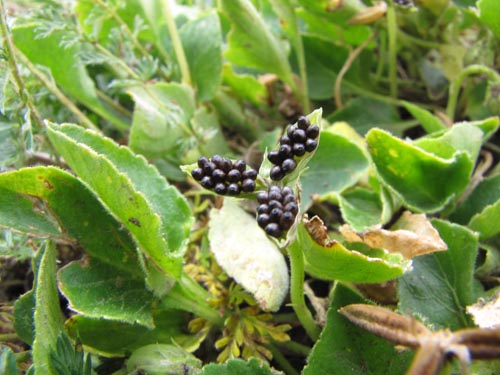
(478, 0), (500, 39)
(33, 242), (64, 375)
(59, 259), (154, 328)
(49, 333), (92, 375)
(0, 346), (20, 375)
(450, 174), (500, 239)
(221, 64), (267, 106)
(180, 12), (222, 101)
(126, 344), (201, 375)
(198, 357), (281, 375)
(13, 290), (35, 345)
(47, 123), (193, 279)
(208, 199), (288, 311)
(339, 188), (383, 231)
(220, 0), (293, 87)
(0, 167), (140, 275)
(367, 128), (473, 212)
(402, 101), (446, 133)
(295, 222), (410, 283)
(300, 131), (369, 209)
(303, 284), (412, 375)
(12, 24), (126, 129)
(128, 82), (195, 160)
(398, 220), (480, 330)
(66, 309), (200, 356)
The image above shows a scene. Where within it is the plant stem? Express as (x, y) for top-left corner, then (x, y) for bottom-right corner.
(265, 343), (299, 375)
(0, 0), (44, 130)
(386, 0), (398, 98)
(162, 0), (192, 86)
(287, 241), (320, 341)
(13, 47), (101, 132)
(446, 64), (500, 121)
(273, 339), (311, 357)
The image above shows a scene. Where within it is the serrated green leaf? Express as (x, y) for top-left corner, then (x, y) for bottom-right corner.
(220, 0), (293, 87)
(402, 101), (446, 133)
(0, 346), (20, 375)
(208, 199), (288, 311)
(180, 12), (222, 102)
(0, 167), (139, 275)
(303, 284), (412, 375)
(47, 123), (193, 279)
(295, 222), (410, 283)
(300, 130), (369, 209)
(33, 242), (64, 375)
(398, 220), (480, 330)
(59, 259), (154, 328)
(198, 357), (282, 375)
(367, 128), (473, 212)
(66, 309), (200, 356)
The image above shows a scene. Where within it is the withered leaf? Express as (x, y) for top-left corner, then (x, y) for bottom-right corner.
(467, 291), (500, 329)
(339, 211), (447, 259)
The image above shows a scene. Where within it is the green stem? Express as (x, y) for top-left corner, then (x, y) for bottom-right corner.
(374, 29), (386, 82)
(266, 344), (299, 375)
(0, 333), (18, 341)
(273, 339), (311, 357)
(386, 0), (398, 98)
(287, 241), (320, 341)
(162, 0), (192, 86)
(13, 48), (100, 132)
(446, 64), (500, 121)
(0, 0), (44, 130)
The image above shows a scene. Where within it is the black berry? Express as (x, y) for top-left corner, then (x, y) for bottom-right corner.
(227, 183), (240, 195)
(268, 150), (282, 165)
(257, 204), (269, 215)
(292, 128), (307, 143)
(280, 135), (291, 145)
(197, 156), (209, 168)
(221, 158), (232, 172)
(265, 223), (282, 237)
(284, 202), (298, 215)
(268, 187), (282, 201)
(268, 200), (283, 210)
(281, 158), (297, 173)
(214, 183), (227, 195)
(287, 125), (297, 138)
(227, 169), (242, 183)
(282, 186), (293, 196)
(257, 192), (269, 203)
(212, 169), (226, 182)
(242, 169), (257, 180)
(257, 214), (270, 229)
(292, 143), (306, 157)
(297, 116), (310, 130)
(241, 179), (256, 192)
(200, 176), (214, 189)
(278, 144), (293, 160)
(305, 138), (317, 152)
(280, 211), (295, 230)
(203, 161), (216, 174)
(191, 168), (204, 181)
(270, 166), (284, 181)
(307, 125), (319, 139)
(212, 154), (223, 166)
(234, 159), (246, 172)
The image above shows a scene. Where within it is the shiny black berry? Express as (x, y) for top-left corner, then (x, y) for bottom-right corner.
(257, 192), (269, 203)
(287, 125), (297, 138)
(268, 200), (283, 210)
(214, 183), (227, 195)
(241, 179), (256, 192)
(212, 154), (223, 166)
(242, 169), (257, 180)
(305, 138), (317, 152)
(221, 158), (232, 172)
(257, 214), (270, 229)
(265, 223), (282, 237)
(268, 186), (282, 201)
(268, 150), (282, 165)
(307, 125), (320, 139)
(233, 159), (246, 172)
(257, 204), (269, 215)
(278, 144), (293, 159)
(282, 186), (293, 196)
(200, 176), (214, 189)
(227, 169), (242, 183)
(280, 135), (291, 145)
(292, 128), (307, 143)
(297, 116), (310, 130)
(284, 202), (298, 215)
(197, 156), (209, 168)
(227, 183), (240, 195)
(292, 143), (306, 156)
(212, 169), (226, 182)
(270, 166), (284, 181)
(191, 168), (204, 181)
(281, 158), (297, 173)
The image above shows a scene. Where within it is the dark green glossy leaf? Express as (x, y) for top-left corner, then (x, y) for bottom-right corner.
(59, 259), (154, 328)
(398, 220), (480, 330)
(294, 222), (410, 283)
(180, 12), (222, 101)
(303, 283), (412, 375)
(367, 128), (473, 212)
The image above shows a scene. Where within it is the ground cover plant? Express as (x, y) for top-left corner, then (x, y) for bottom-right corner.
(1, 0), (500, 374)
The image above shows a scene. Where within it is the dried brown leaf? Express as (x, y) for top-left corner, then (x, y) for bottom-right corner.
(340, 211), (447, 259)
(467, 290), (500, 328)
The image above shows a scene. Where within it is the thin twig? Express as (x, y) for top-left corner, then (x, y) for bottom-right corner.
(334, 33), (377, 109)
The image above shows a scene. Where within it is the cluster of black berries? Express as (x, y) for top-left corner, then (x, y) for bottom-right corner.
(256, 186), (299, 238)
(268, 116), (319, 181)
(191, 155), (257, 195)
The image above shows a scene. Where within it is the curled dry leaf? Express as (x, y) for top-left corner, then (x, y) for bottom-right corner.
(208, 199), (289, 312)
(339, 211), (447, 259)
(467, 290), (500, 329)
